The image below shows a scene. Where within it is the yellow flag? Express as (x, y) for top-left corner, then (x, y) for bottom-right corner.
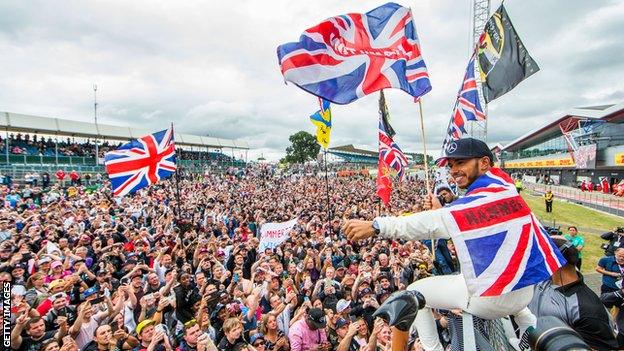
(309, 99), (332, 149)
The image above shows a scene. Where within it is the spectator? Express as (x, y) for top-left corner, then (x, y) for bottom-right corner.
(596, 248), (624, 295)
(11, 315), (68, 351)
(42, 172), (51, 188)
(55, 169), (66, 186)
(564, 226), (584, 270)
(289, 308), (328, 351)
(69, 170), (80, 186)
(529, 238), (619, 350)
(81, 324), (139, 351)
(259, 313), (289, 351)
(218, 317), (246, 350)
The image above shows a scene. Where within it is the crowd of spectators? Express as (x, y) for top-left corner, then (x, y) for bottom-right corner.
(1, 134), (241, 164)
(1, 164), (461, 351)
(1, 133), (120, 158)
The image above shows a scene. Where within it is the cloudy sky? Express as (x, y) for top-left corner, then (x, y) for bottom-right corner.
(0, 0), (622, 161)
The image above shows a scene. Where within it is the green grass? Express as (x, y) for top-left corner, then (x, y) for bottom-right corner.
(521, 192), (623, 273)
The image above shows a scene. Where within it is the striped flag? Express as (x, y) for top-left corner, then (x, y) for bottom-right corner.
(377, 91), (408, 205)
(444, 168), (565, 296)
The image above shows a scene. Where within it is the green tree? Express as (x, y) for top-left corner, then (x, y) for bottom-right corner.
(281, 131), (320, 164)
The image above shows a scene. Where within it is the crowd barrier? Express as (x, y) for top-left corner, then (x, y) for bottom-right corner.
(524, 182), (624, 217)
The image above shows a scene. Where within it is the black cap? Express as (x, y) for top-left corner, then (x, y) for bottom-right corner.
(358, 287), (374, 299)
(436, 138), (494, 164)
(307, 308), (327, 329)
(334, 318), (349, 329)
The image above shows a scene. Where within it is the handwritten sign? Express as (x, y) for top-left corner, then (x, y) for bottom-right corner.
(259, 218), (298, 251)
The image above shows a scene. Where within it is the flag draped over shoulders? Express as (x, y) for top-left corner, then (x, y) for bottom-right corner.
(442, 168), (565, 297)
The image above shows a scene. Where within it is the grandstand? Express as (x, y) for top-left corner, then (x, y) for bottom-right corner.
(328, 144), (378, 164)
(328, 144), (430, 166)
(0, 111), (249, 177)
(500, 102), (624, 186)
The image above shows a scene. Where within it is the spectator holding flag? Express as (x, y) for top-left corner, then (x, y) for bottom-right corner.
(344, 138), (565, 351)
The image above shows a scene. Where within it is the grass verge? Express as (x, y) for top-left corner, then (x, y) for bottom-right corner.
(521, 191), (623, 274)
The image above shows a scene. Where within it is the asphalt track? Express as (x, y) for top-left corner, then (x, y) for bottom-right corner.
(526, 183), (624, 217)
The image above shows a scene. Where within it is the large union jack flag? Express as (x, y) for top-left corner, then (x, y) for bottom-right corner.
(444, 168), (565, 297)
(277, 2), (431, 105)
(104, 127), (177, 197)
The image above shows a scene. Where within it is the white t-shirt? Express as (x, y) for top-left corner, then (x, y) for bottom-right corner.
(75, 313), (104, 349)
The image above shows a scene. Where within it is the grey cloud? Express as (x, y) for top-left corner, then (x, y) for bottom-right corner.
(0, 0), (622, 161)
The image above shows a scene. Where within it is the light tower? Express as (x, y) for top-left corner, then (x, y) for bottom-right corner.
(93, 84), (99, 164)
(469, 0), (490, 142)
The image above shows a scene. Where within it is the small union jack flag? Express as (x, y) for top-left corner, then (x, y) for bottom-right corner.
(277, 2), (431, 105)
(377, 91), (408, 205)
(104, 127), (177, 197)
(379, 119), (408, 180)
(444, 168), (565, 296)
(438, 54), (485, 166)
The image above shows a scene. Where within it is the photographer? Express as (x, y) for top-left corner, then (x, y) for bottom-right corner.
(596, 248), (624, 295)
(529, 238), (619, 350)
(601, 227), (624, 256)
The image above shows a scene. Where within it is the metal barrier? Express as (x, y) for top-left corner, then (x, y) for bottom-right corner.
(461, 313), (518, 351)
(524, 182), (624, 217)
(0, 159), (245, 183)
(2, 154), (97, 165)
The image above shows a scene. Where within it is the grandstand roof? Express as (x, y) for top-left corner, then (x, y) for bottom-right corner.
(0, 111), (249, 149)
(329, 144), (377, 157)
(502, 102), (624, 152)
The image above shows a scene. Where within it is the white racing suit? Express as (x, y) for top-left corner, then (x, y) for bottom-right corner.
(376, 209), (536, 351)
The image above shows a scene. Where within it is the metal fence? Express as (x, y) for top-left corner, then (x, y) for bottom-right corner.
(524, 182), (624, 217)
(0, 160), (246, 184)
(1, 154), (97, 165)
(460, 313), (518, 351)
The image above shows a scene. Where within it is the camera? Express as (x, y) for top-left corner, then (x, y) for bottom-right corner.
(528, 316), (589, 351)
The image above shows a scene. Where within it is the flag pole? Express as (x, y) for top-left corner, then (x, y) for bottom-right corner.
(417, 100), (431, 191)
(417, 99), (436, 261)
(172, 123), (182, 233)
(324, 149), (331, 235)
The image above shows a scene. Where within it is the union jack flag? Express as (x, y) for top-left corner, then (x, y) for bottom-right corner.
(277, 2), (431, 105)
(379, 118), (408, 181)
(104, 127), (177, 197)
(438, 54), (485, 166)
(444, 168), (565, 297)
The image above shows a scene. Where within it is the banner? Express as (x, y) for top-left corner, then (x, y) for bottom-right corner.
(259, 218), (298, 251)
(615, 153), (624, 166)
(574, 144), (597, 169)
(504, 156), (575, 169)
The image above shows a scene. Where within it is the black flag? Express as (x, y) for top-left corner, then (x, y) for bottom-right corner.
(379, 90), (396, 138)
(477, 5), (540, 102)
